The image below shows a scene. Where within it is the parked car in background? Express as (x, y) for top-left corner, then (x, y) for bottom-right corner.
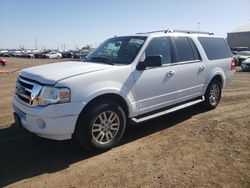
(22, 52), (35, 58)
(236, 51), (250, 66)
(0, 58), (8, 66)
(231, 47), (249, 55)
(13, 51), (22, 57)
(3, 51), (15, 57)
(34, 51), (50, 58)
(241, 58), (250, 71)
(45, 51), (62, 59)
(72, 50), (90, 59)
(0, 50), (9, 56)
(62, 51), (73, 58)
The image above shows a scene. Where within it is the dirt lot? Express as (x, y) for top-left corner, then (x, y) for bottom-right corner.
(0, 58), (249, 187)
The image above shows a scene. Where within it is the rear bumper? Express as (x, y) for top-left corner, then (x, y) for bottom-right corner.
(13, 95), (84, 140)
(224, 71), (234, 87)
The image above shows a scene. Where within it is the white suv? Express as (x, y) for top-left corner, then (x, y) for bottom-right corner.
(13, 29), (235, 151)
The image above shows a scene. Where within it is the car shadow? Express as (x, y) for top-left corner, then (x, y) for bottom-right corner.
(0, 104), (207, 187)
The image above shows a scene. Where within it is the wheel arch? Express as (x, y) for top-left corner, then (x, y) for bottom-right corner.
(205, 68), (225, 90)
(73, 93), (130, 134)
(202, 71), (224, 96)
(83, 93), (129, 116)
(211, 74), (223, 87)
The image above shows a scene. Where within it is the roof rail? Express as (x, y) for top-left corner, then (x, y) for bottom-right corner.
(136, 30), (166, 34)
(165, 29), (214, 35)
(136, 29), (214, 35)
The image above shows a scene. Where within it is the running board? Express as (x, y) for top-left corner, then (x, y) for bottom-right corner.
(131, 96), (205, 123)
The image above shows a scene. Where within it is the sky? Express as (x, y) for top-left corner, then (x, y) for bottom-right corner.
(0, 0), (249, 49)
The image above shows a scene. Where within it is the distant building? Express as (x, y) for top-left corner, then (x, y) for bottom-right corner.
(227, 21), (250, 50)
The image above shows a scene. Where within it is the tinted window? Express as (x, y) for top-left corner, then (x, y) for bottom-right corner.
(173, 37), (195, 62)
(189, 38), (201, 60)
(198, 37), (232, 60)
(145, 37), (172, 64)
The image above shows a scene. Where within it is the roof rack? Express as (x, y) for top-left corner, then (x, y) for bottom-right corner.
(136, 29), (214, 35)
(165, 29), (214, 35)
(136, 30), (166, 34)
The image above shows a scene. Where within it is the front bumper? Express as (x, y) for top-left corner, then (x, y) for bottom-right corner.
(13, 95), (85, 140)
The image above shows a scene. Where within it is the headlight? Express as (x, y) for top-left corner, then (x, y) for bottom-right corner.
(36, 86), (71, 106)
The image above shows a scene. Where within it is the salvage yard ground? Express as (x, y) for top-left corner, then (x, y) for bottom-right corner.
(0, 58), (249, 187)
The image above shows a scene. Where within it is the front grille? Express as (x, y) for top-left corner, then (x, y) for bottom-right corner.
(15, 76), (42, 105)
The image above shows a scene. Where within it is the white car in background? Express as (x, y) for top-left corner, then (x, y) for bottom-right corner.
(236, 51), (250, 66)
(241, 58), (250, 71)
(46, 51), (62, 59)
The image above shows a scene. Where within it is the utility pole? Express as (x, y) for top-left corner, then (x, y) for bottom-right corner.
(197, 22), (200, 31)
(35, 37), (37, 49)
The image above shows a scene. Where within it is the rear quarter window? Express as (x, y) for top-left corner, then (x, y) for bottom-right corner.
(198, 37), (232, 60)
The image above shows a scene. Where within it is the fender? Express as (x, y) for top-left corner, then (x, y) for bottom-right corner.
(202, 67), (225, 94)
(72, 80), (138, 118)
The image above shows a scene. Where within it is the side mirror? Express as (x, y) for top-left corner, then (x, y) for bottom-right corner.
(137, 55), (162, 70)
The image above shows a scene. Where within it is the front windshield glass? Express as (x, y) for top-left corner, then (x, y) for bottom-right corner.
(85, 36), (146, 65)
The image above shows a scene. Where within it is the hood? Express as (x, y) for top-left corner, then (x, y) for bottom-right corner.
(20, 61), (114, 85)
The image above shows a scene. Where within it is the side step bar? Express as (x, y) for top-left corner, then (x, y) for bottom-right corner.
(131, 96), (205, 123)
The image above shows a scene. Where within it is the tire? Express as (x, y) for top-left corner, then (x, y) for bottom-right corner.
(75, 100), (126, 152)
(203, 79), (222, 110)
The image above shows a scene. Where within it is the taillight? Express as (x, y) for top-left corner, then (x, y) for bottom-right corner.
(231, 58), (236, 71)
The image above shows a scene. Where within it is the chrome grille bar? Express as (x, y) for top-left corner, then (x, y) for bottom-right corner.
(15, 76), (42, 105)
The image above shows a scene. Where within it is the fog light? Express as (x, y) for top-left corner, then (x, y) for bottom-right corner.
(36, 119), (46, 129)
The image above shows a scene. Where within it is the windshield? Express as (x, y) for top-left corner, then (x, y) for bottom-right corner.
(85, 36), (146, 65)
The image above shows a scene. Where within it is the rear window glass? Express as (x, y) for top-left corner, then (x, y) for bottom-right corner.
(173, 37), (195, 62)
(198, 37), (232, 60)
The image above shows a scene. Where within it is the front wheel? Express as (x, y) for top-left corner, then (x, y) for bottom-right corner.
(203, 80), (222, 110)
(75, 100), (126, 152)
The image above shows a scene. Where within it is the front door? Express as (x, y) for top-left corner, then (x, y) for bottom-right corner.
(133, 37), (178, 115)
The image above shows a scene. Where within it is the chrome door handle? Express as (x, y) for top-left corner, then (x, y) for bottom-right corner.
(168, 70), (175, 76)
(199, 65), (205, 70)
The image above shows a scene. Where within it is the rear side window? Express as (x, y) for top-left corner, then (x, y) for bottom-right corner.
(198, 37), (232, 60)
(189, 39), (201, 60)
(173, 37), (196, 62)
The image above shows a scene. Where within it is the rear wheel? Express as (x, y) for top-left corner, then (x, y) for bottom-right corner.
(75, 100), (126, 152)
(204, 79), (222, 110)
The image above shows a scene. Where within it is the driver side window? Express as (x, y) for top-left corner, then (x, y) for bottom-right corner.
(144, 37), (172, 65)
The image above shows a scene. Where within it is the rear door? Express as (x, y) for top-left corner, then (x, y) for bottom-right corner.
(171, 36), (206, 101)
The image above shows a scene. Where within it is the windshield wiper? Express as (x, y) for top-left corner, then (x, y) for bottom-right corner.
(88, 57), (114, 65)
